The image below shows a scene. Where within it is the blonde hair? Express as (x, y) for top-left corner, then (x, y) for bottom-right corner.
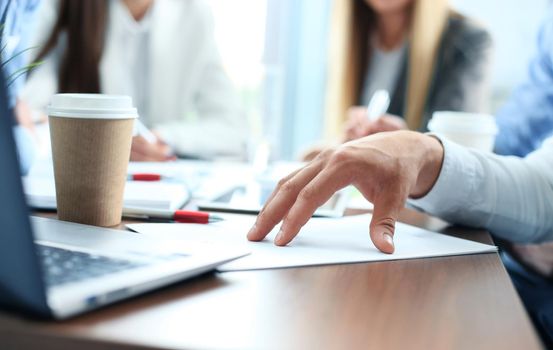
(324, 0), (449, 139)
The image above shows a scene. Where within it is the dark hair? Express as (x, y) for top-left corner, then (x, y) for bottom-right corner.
(34, 0), (108, 93)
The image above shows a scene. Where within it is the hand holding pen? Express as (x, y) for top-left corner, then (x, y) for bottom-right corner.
(343, 90), (406, 142)
(131, 120), (176, 162)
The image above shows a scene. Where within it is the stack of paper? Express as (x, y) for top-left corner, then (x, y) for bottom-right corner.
(127, 160), (250, 200)
(127, 214), (497, 271)
(23, 177), (190, 210)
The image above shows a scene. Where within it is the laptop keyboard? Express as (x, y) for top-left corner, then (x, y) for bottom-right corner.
(37, 245), (149, 287)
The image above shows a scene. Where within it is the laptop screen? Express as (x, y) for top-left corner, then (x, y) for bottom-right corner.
(0, 70), (50, 316)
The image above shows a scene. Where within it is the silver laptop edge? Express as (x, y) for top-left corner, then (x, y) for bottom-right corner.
(31, 216), (248, 319)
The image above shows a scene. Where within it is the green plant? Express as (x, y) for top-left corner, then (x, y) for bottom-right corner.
(0, 23), (43, 87)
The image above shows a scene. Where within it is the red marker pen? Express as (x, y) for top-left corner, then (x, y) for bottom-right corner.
(123, 207), (223, 224)
(127, 173), (164, 181)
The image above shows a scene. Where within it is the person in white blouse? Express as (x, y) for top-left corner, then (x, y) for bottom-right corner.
(21, 0), (247, 161)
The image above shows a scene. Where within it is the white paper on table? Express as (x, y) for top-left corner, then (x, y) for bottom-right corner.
(22, 177), (190, 211)
(127, 160), (250, 200)
(127, 214), (497, 272)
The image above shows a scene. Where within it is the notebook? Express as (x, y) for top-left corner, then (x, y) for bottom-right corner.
(23, 177), (190, 211)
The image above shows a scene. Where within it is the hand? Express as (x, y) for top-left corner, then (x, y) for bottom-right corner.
(15, 99), (36, 131)
(510, 242), (553, 278)
(130, 134), (176, 162)
(247, 131), (444, 253)
(343, 106), (407, 142)
(300, 143), (337, 162)
(300, 146), (324, 162)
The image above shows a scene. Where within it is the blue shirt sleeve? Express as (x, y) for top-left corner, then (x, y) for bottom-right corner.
(0, 0), (40, 174)
(494, 11), (553, 157)
(1, 0), (40, 105)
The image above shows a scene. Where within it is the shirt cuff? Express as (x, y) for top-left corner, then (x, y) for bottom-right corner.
(408, 135), (476, 216)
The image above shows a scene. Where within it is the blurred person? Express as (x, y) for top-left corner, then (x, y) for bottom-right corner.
(489, 8), (553, 346)
(494, 8), (553, 158)
(303, 0), (492, 160)
(0, 0), (41, 174)
(21, 0), (247, 161)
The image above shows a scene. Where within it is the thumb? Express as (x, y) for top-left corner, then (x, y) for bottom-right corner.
(369, 192), (406, 254)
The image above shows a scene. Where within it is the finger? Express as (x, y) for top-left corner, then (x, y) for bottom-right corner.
(368, 187), (408, 254)
(364, 119), (381, 135)
(131, 144), (174, 162)
(301, 149), (319, 162)
(132, 136), (150, 153)
(130, 151), (151, 162)
(345, 123), (364, 141)
(261, 167), (303, 211)
(132, 137), (172, 161)
(354, 110), (368, 123)
(374, 118), (395, 133)
(130, 150), (161, 162)
(247, 161), (323, 242)
(344, 129), (356, 142)
(147, 144), (172, 161)
(275, 163), (352, 246)
(348, 107), (367, 121)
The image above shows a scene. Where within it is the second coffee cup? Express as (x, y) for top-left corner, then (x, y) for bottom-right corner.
(428, 111), (498, 152)
(48, 94), (138, 227)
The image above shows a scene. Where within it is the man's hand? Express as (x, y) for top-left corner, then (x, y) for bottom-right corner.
(130, 134), (176, 162)
(247, 131), (444, 253)
(343, 107), (407, 142)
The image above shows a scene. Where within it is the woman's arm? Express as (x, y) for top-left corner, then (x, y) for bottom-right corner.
(154, 2), (248, 160)
(154, 58), (248, 159)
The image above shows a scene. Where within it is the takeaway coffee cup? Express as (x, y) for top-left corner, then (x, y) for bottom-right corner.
(48, 94), (138, 227)
(428, 111), (498, 152)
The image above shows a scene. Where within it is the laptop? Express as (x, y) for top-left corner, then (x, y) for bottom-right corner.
(0, 89), (247, 320)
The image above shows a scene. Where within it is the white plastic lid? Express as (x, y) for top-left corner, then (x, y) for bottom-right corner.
(47, 94), (138, 119)
(428, 111), (498, 135)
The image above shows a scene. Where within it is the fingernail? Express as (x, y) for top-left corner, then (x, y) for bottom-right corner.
(383, 233), (394, 247)
(247, 224), (257, 238)
(275, 230), (284, 244)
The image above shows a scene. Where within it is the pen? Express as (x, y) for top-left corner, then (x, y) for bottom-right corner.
(128, 173), (164, 181)
(366, 89), (391, 122)
(123, 207), (224, 224)
(135, 119), (157, 144)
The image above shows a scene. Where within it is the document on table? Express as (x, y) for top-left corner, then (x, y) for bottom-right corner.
(127, 214), (497, 272)
(22, 177), (190, 211)
(127, 160), (307, 201)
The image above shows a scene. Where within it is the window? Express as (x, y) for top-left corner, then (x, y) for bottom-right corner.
(208, 0), (550, 160)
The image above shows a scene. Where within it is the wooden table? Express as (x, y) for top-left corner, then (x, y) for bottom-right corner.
(0, 209), (543, 350)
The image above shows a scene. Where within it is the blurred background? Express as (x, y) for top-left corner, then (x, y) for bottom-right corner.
(206, 0), (549, 159)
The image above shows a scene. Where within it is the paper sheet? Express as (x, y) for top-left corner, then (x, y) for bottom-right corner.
(23, 177), (189, 210)
(127, 214), (497, 271)
(127, 160), (251, 200)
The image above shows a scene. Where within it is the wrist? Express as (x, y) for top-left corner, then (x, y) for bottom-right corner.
(411, 135), (444, 198)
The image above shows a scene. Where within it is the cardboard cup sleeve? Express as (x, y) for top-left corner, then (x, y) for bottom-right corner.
(49, 117), (134, 227)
